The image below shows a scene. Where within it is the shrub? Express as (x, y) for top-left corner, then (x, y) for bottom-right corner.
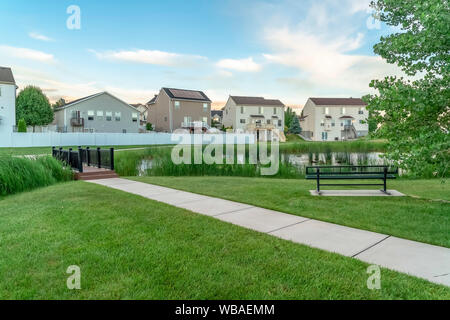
(146, 123), (153, 131)
(0, 156), (73, 196)
(17, 119), (27, 132)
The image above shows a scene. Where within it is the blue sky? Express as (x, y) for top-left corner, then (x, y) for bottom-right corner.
(0, 0), (403, 110)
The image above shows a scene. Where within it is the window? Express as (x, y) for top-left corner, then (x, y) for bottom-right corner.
(278, 120), (282, 127)
(273, 108), (277, 115)
(321, 132), (328, 140)
(358, 107), (364, 114)
(359, 120), (365, 124)
(122, 129), (127, 133)
(266, 119), (271, 125)
(325, 107), (329, 115)
(203, 103), (208, 112)
(184, 116), (191, 124)
(332, 121), (335, 127)
(258, 107), (264, 114)
(97, 110), (103, 117)
(115, 112), (121, 121)
(132, 113), (138, 122)
(240, 119), (246, 124)
(174, 101), (180, 110)
(87, 110), (94, 121)
(164, 116), (168, 122)
(0, 87), (2, 96)
(341, 122), (344, 127)
(320, 120), (325, 126)
(202, 117), (208, 124)
(341, 107), (346, 114)
(106, 112), (112, 121)
(241, 106), (245, 114)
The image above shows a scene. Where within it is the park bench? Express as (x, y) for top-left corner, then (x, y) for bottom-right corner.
(305, 165), (398, 194)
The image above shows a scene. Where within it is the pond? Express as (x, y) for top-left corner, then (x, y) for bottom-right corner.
(137, 151), (389, 177)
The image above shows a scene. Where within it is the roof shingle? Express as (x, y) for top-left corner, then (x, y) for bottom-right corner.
(310, 97), (366, 106)
(230, 96), (284, 106)
(0, 67), (15, 84)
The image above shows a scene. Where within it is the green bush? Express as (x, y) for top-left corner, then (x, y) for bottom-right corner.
(0, 156), (73, 196)
(17, 119), (27, 133)
(146, 123), (153, 131)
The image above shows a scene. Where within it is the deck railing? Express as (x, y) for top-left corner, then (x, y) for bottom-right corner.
(52, 147), (114, 173)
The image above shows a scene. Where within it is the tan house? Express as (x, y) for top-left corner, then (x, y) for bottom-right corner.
(131, 103), (149, 132)
(222, 96), (286, 142)
(301, 97), (369, 141)
(147, 88), (211, 132)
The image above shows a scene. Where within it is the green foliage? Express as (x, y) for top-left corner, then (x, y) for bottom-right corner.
(365, 0), (450, 178)
(284, 107), (296, 132)
(17, 118), (27, 133)
(51, 98), (66, 109)
(146, 123), (153, 131)
(0, 156), (73, 196)
(288, 116), (301, 134)
(16, 86), (54, 132)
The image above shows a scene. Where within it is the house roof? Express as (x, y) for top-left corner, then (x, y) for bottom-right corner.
(162, 87), (211, 102)
(310, 97), (366, 106)
(230, 96), (284, 107)
(54, 92), (138, 112)
(0, 67), (15, 84)
(147, 95), (158, 105)
(211, 110), (223, 117)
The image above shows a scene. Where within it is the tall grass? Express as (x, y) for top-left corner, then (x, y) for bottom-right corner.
(279, 140), (388, 153)
(0, 156), (73, 196)
(115, 145), (306, 178)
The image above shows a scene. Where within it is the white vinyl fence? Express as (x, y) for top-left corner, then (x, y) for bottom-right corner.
(0, 132), (255, 148)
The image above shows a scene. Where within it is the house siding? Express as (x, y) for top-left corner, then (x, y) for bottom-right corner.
(54, 93), (139, 133)
(149, 89), (211, 132)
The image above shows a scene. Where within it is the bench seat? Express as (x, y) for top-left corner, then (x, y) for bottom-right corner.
(306, 174), (397, 180)
(305, 165), (398, 193)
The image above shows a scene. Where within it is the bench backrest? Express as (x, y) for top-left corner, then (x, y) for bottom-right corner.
(305, 165), (398, 175)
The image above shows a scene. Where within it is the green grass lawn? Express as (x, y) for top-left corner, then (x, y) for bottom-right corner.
(0, 181), (448, 299)
(129, 177), (450, 248)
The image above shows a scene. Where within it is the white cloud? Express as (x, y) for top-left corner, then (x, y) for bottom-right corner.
(29, 32), (54, 42)
(0, 45), (55, 63)
(216, 57), (262, 72)
(90, 49), (206, 67)
(260, 1), (405, 96)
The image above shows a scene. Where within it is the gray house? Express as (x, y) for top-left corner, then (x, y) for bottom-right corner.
(53, 92), (140, 133)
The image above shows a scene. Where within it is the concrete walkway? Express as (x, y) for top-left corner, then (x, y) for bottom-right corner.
(88, 178), (450, 287)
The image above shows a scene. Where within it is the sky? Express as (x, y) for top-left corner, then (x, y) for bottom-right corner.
(0, 0), (405, 111)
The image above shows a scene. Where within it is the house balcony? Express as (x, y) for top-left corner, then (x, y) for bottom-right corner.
(70, 117), (84, 127)
(246, 123), (275, 131)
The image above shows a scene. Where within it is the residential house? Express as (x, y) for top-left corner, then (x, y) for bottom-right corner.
(301, 98), (368, 141)
(131, 103), (149, 132)
(0, 67), (17, 135)
(211, 110), (223, 127)
(147, 88), (211, 132)
(222, 96), (286, 142)
(53, 92), (140, 133)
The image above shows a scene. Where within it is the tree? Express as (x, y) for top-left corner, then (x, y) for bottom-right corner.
(364, 0), (449, 178)
(288, 116), (301, 134)
(52, 98), (66, 109)
(16, 86), (54, 132)
(284, 107), (296, 131)
(17, 118), (27, 133)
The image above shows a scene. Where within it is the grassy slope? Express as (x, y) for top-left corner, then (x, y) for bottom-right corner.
(0, 182), (448, 299)
(130, 177), (450, 248)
